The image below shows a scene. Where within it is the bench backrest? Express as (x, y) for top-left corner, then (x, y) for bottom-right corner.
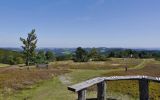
(36, 64), (48, 69)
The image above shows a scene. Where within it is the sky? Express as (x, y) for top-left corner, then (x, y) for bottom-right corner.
(0, 0), (160, 48)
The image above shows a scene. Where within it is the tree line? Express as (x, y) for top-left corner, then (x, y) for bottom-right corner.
(1, 29), (160, 65)
(73, 47), (160, 62)
(0, 49), (24, 65)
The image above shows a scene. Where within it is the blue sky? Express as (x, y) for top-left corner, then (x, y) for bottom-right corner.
(0, 0), (160, 48)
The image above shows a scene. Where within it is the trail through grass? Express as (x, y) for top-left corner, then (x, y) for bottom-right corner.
(1, 77), (76, 100)
(0, 59), (151, 100)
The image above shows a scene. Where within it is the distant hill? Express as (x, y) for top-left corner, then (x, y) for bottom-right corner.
(1, 47), (160, 57)
(38, 48), (76, 56)
(0, 48), (22, 57)
(0, 48), (22, 52)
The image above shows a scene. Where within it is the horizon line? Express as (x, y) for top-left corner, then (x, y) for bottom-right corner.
(1, 47), (160, 49)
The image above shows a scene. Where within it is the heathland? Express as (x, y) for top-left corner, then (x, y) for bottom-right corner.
(0, 58), (160, 100)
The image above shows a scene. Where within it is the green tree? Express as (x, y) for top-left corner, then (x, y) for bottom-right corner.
(45, 51), (55, 62)
(88, 48), (99, 61)
(20, 29), (37, 66)
(15, 57), (24, 64)
(7, 56), (15, 65)
(35, 50), (47, 64)
(108, 51), (115, 57)
(56, 54), (73, 61)
(96, 55), (107, 61)
(74, 47), (89, 62)
(124, 49), (133, 58)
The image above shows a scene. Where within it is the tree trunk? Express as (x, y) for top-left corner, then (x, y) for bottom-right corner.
(26, 58), (30, 70)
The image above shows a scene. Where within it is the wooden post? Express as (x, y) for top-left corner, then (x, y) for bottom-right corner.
(78, 89), (86, 100)
(97, 81), (106, 100)
(139, 79), (149, 100)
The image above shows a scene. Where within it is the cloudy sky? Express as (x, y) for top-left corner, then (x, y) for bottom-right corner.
(0, 0), (160, 48)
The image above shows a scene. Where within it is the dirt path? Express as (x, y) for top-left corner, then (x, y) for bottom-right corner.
(0, 65), (19, 73)
(58, 59), (148, 100)
(58, 74), (72, 85)
(58, 59), (148, 85)
(1, 59), (148, 100)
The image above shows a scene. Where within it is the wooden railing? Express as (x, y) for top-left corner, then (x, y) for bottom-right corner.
(68, 76), (160, 100)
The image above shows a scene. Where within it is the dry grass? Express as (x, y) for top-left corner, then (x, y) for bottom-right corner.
(103, 60), (160, 76)
(50, 58), (143, 70)
(101, 60), (160, 99)
(0, 58), (159, 99)
(0, 66), (69, 95)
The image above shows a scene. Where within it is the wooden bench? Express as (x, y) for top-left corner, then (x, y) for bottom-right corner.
(68, 75), (160, 100)
(36, 64), (48, 69)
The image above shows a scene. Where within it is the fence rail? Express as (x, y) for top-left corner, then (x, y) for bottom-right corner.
(68, 75), (160, 100)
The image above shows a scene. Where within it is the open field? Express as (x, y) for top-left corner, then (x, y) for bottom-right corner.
(102, 60), (160, 99)
(0, 58), (160, 100)
(50, 58), (143, 70)
(0, 66), (69, 100)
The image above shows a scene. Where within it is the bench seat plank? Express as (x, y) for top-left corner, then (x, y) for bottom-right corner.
(68, 77), (104, 92)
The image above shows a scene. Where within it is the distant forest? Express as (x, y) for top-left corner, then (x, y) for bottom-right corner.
(1, 47), (160, 65)
(0, 49), (24, 65)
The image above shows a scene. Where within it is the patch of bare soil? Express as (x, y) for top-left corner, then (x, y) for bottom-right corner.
(58, 75), (72, 85)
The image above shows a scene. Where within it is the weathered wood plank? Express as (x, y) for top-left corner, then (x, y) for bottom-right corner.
(68, 77), (104, 92)
(139, 79), (149, 100)
(97, 81), (106, 100)
(103, 76), (143, 81)
(78, 89), (86, 100)
(104, 76), (160, 82)
(145, 76), (160, 83)
(68, 76), (160, 93)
